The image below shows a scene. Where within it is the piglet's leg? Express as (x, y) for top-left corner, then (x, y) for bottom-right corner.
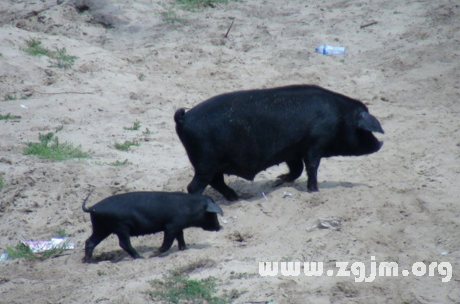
(158, 229), (178, 254)
(116, 232), (142, 259)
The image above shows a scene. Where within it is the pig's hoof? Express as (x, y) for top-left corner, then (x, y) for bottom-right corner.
(82, 257), (91, 263)
(307, 186), (319, 193)
(274, 174), (296, 187)
(179, 245), (187, 251)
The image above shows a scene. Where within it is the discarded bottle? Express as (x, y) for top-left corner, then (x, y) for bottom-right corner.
(315, 45), (346, 55)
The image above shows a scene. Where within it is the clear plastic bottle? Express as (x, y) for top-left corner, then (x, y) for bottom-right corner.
(315, 45), (346, 55)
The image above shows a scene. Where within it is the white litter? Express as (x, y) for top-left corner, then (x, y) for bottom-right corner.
(307, 218), (342, 231)
(22, 237), (74, 253)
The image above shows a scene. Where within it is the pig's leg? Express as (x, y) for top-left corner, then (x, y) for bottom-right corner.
(175, 230), (187, 250)
(84, 230), (111, 262)
(116, 232), (142, 259)
(210, 173), (238, 201)
(274, 159), (304, 187)
(187, 171), (213, 195)
(304, 156), (321, 192)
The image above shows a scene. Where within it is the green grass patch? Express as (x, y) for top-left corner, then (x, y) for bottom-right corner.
(0, 113), (21, 120)
(4, 243), (36, 260)
(4, 242), (68, 261)
(123, 120), (141, 131)
(23, 132), (90, 161)
(22, 38), (79, 69)
(137, 73), (146, 81)
(51, 47), (79, 69)
(114, 140), (139, 151)
(161, 10), (184, 23)
(23, 38), (52, 56)
(148, 271), (237, 304)
(176, 0), (230, 10)
(4, 94), (17, 101)
(54, 228), (68, 238)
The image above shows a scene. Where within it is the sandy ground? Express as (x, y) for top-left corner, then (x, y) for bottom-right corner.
(1, 0), (459, 303)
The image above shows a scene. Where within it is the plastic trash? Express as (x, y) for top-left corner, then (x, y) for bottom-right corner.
(22, 237), (74, 253)
(0, 253), (8, 261)
(282, 191), (293, 198)
(315, 45), (346, 55)
(317, 218), (341, 230)
(306, 218), (342, 231)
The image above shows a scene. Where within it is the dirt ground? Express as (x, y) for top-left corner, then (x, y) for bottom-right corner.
(1, 0), (459, 303)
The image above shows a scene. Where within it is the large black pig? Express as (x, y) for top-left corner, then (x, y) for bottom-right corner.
(82, 190), (223, 262)
(174, 85), (384, 201)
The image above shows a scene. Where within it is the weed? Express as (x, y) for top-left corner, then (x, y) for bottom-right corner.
(123, 120), (141, 131)
(282, 256), (292, 262)
(137, 73), (146, 81)
(22, 39), (78, 69)
(177, 0), (230, 10)
(161, 10), (184, 23)
(148, 272), (234, 304)
(0, 113), (21, 120)
(229, 272), (256, 280)
(39, 246), (66, 260)
(51, 47), (79, 69)
(111, 159), (132, 166)
(4, 94), (17, 101)
(114, 140), (140, 151)
(55, 228), (67, 238)
(4, 243), (36, 260)
(142, 128), (154, 135)
(97, 270), (106, 276)
(23, 38), (52, 56)
(5, 240), (70, 261)
(23, 132), (90, 161)
(95, 159), (132, 166)
(0, 52), (3, 57)
(0, 172), (5, 190)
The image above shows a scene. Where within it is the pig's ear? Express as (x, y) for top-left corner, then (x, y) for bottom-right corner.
(206, 199), (224, 216)
(357, 112), (384, 134)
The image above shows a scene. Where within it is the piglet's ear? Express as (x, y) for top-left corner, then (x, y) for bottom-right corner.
(357, 112), (384, 134)
(206, 199), (224, 216)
